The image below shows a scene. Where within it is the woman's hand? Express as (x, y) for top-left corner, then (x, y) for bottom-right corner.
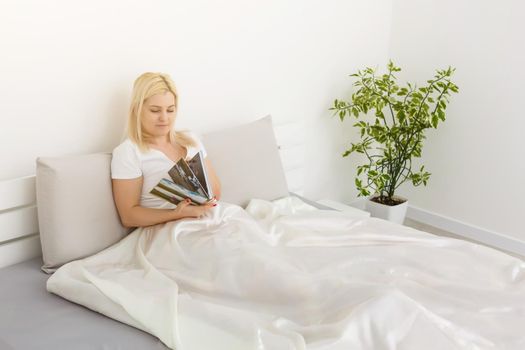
(174, 197), (217, 219)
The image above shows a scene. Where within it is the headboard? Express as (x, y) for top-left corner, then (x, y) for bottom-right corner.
(273, 120), (306, 196)
(0, 175), (42, 268)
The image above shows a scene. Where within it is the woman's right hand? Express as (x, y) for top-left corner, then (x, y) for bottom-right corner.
(174, 198), (217, 219)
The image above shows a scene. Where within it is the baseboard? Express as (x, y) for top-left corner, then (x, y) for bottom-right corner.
(348, 198), (525, 259)
(406, 205), (525, 258)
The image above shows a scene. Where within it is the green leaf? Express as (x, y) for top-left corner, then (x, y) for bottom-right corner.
(359, 188), (370, 197)
(437, 108), (445, 121)
(431, 114), (438, 128)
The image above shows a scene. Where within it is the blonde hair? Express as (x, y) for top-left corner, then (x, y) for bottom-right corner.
(127, 72), (197, 153)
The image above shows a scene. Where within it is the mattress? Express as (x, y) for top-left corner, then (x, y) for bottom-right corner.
(0, 193), (333, 350)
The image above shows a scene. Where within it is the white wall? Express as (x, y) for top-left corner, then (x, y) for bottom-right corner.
(389, 0), (525, 240)
(7, 0), (518, 244)
(0, 0), (392, 206)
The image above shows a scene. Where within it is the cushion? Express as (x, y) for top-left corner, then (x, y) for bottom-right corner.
(36, 153), (129, 274)
(201, 115), (289, 208)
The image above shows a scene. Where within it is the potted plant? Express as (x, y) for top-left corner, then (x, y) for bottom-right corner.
(330, 61), (459, 224)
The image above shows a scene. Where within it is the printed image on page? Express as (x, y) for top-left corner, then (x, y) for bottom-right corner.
(187, 151), (213, 199)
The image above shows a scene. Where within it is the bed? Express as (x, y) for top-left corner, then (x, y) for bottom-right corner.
(1, 115), (524, 350)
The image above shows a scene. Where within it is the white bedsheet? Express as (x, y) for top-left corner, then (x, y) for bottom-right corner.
(47, 196), (525, 350)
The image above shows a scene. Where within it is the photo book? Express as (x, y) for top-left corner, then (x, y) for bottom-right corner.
(150, 151), (214, 206)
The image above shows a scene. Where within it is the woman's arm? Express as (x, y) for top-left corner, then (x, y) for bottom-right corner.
(205, 157), (222, 200)
(112, 177), (183, 228)
(112, 177), (215, 228)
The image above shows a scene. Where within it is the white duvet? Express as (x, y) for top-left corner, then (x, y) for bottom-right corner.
(47, 196), (525, 350)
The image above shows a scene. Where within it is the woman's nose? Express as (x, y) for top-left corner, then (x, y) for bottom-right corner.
(159, 111), (168, 120)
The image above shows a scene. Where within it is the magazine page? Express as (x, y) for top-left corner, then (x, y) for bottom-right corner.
(150, 186), (185, 205)
(168, 158), (210, 200)
(187, 151), (213, 199)
(156, 178), (209, 205)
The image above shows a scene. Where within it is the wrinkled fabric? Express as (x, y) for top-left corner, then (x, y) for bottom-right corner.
(47, 196), (525, 350)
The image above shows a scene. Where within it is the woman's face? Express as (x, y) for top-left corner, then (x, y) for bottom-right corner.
(141, 91), (176, 139)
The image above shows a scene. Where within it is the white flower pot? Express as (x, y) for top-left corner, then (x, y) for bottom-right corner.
(365, 195), (408, 224)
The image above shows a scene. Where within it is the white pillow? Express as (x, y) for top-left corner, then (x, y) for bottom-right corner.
(202, 115), (289, 208)
(36, 153), (129, 274)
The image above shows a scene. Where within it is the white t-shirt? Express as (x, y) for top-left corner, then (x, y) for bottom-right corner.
(111, 131), (208, 209)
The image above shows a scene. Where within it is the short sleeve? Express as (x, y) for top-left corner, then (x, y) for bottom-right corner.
(111, 140), (142, 179)
(189, 131), (208, 159)
(195, 136), (208, 158)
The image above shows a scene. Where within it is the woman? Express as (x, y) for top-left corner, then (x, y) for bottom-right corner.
(111, 72), (221, 228)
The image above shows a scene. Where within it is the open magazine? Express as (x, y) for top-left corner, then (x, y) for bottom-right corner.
(150, 150), (214, 206)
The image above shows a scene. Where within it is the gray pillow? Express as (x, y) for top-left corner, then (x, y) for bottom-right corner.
(202, 115), (289, 208)
(36, 153), (129, 274)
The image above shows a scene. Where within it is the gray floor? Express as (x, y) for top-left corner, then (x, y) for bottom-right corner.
(403, 218), (524, 260)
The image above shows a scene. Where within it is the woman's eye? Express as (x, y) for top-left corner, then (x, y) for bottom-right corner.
(150, 110), (160, 113)
(168, 110), (175, 113)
